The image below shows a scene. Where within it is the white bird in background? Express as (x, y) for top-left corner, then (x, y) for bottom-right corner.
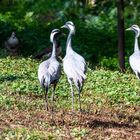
(126, 25), (140, 79)
(38, 29), (61, 112)
(61, 21), (86, 111)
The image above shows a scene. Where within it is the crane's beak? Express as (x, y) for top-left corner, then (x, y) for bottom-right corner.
(126, 27), (131, 31)
(60, 25), (67, 36)
(61, 25), (67, 29)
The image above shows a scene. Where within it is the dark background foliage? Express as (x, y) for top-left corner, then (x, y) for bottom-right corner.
(0, 0), (139, 69)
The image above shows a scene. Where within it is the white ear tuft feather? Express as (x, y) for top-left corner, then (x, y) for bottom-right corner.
(50, 29), (60, 43)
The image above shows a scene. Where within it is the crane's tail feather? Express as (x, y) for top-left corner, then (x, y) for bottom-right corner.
(74, 75), (85, 92)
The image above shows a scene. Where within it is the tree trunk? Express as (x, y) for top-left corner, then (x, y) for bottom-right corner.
(117, 0), (125, 72)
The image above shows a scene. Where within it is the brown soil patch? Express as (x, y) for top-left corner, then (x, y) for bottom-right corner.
(0, 105), (140, 139)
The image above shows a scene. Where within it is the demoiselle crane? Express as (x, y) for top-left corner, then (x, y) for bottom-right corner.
(126, 25), (140, 79)
(61, 21), (86, 111)
(38, 29), (61, 112)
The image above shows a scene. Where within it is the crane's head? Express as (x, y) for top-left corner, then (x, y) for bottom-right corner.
(126, 25), (140, 38)
(50, 29), (60, 43)
(11, 32), (16, 38)
(61, 21), (75, 34)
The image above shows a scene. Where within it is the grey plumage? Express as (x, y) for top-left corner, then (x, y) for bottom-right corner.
(5, 32), (20, 55)
(126, 25), (140, 79)
(38, 29), (61, 111)
(61, 21), (86, 111)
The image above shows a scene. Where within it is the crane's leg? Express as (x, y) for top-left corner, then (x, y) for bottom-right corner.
(52, 82), (57, 112)
(68, 79), (74, 112)
(78, 89), (81, 112)
(50, 82), (57, 121)
(45, 87), (49, 111)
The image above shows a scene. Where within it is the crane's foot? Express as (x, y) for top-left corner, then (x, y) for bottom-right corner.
(49, 117), (56, 126)
(45, 107), (49, 111)
(45, 104), (49, 111)
(78, 108), (82, 112)
(78, 108), (86, 114)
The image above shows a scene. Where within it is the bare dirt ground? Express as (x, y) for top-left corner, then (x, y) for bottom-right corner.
(0, 104), (140, 140)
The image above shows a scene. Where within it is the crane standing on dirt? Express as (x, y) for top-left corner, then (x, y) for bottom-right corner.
(38, 29), (61, 112)
(61, 21), (86, 111)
